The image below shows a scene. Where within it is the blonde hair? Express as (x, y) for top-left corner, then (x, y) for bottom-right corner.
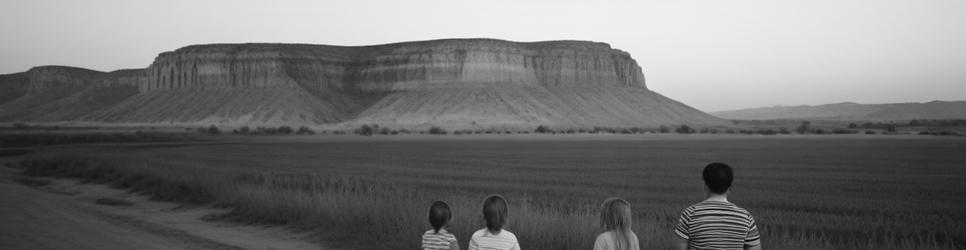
(599, 197), (634, 250)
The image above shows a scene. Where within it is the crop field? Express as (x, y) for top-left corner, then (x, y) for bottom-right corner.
(17, 135), (966, 249)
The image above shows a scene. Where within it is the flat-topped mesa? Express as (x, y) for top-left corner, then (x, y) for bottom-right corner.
(142, 39), (646, 93)
(25, 66), (104, 92)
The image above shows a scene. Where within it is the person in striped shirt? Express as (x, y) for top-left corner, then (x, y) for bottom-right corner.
(468, 194), (521, 250)
(423, 201), (459, 250)
(674, 162), (761, 250)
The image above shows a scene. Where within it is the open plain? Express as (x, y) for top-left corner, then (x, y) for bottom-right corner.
(4, 134), (965, 249)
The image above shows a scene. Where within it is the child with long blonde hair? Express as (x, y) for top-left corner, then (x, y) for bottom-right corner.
(595, 197), (640, 250)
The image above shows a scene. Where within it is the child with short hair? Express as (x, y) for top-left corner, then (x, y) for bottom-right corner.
(468, 194), (520, 250)
(423, 201), (460, 250)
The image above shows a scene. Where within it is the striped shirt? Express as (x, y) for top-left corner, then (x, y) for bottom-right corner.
(468, 229), (520, 250)
(674, 200), (761, 250)
(422, 229), (457, 250)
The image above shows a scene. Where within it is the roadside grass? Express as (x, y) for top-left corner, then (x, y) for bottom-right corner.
(17, 138), (965, 250)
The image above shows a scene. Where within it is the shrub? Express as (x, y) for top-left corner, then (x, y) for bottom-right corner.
(278, 126), (294, 135)
(355, 125), (374, 136)
(378, 127), (391, 135)
(796, 121), (811, 134)
(535, 125), (552, 134)
(865, 130), (876, 135)
(675, 125), (695, 134)
(239, 126), (251, 134)
(659, 125), (670, 133)
(296, 126), (315, 135)
(206, 125), (221, 135)
(428, 127), (446, 135)
(885, 124), (898, 133)
(12, 123), (30, 129)
(779, 128), (791, 134)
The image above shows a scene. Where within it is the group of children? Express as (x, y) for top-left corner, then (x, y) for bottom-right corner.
(421, 162), (761, 250)
(420, 195), (637, 250)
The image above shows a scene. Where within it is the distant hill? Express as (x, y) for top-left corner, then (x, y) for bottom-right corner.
(0, 39), (728, 130)
(712, 101), (966, 121)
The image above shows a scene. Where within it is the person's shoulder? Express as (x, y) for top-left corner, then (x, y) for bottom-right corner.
(595, 231), (614, 240)
(681, 202), (703, 213)
(500, 229), (518, 240)
(734, 205), (758, 221)
(471, 228), (488, 238)
(627, 231), (641, 249)
(627, 231), (639, 241)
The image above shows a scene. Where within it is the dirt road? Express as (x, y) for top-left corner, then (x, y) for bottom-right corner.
(0, 159), (324, 250)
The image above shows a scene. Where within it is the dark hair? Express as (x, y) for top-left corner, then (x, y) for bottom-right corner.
(482, 194), (508, 234)
(703, 162), (734, 194)
(428, 201), (452, 233)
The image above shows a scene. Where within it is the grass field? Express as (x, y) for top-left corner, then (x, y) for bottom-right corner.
(16, 135), (966, 249)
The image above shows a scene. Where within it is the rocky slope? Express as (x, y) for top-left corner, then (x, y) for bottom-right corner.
(0, 38), (727, 129)
(712, 101), (966, 121)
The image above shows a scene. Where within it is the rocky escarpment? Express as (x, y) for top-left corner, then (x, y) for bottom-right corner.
(1, 38), (726, 129)
(141, 39), (644, 92)
(0, 66), (139, 121)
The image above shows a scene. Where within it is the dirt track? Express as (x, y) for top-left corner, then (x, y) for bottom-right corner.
(0, 158), (324, 250)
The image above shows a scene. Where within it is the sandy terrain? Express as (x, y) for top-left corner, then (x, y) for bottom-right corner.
(0, 158), (326, 250)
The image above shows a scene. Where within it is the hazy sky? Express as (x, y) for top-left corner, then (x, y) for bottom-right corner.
(2, 0), (964, 111)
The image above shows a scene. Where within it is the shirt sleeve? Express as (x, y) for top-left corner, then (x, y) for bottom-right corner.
(593, 234), (607, 250)
(467, 237), (478, 250)
(674, 207), (692, 239)
(744, 214), (762, 246)
(510, 242), (520, 250)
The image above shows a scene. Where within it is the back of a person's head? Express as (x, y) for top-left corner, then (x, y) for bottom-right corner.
(703, 162), (734, 194)
(428, 201), (451, 233)
(599, 197), (634, 250)
(482, 194), (508, 234)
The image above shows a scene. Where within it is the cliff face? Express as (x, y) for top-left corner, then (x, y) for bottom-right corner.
(0, 66), (139, 121)
(140, 39), (645, 93)
(1, 38), (727, 128)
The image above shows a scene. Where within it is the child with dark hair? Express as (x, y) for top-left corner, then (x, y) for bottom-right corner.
(468, 194), (520, 250)
(674, 162), (761, 250)
(423, 201), (459, 250)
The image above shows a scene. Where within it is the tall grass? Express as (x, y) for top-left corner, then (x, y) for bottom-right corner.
(18, 139), (965, 250)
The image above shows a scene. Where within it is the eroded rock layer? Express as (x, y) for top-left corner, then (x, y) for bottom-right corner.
(141, 40), (645, 92)
(0, 39), (727, 129)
